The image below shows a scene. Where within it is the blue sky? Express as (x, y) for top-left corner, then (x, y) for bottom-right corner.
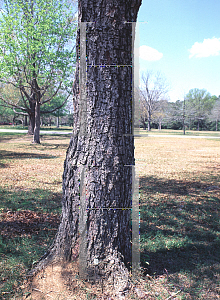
(137, 0), (220, 102)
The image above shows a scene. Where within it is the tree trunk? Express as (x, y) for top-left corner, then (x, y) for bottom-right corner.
(216, 119), (218, 131)
(28, 101), (35, 135)
(141, 117), (146, 130)
(12, 115), (16, 126)
(148, 117), (151, 131)
(57, 115), (59, 128)
(31, 0), (142, 295)
(197, 120), (200, 131)
(158, 121), (161, 130)
(33, 100), (41, 144)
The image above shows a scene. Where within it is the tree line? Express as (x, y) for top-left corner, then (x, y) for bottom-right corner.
(138, 71), (220, 132)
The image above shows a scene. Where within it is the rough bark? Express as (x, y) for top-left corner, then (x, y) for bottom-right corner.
(31, 0), (142, 295)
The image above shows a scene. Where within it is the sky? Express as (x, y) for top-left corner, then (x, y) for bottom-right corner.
(137, 0), (220, 102)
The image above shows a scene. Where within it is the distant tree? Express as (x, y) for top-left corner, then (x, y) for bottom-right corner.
(166, 99), (188, 133)
(0, 82), (20, 124)
(152, 99), (168, 130)
(0, 100), (14, 124)
(140, 71), (169, 131)
(0, 0), (77, 143)
(138, 89), (148, 129)
(41, 88), (70, 128)
(185, 89), (213, 131)
(209, 96), (220, 131)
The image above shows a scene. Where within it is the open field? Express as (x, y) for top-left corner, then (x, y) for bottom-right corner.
(135, 128), (220, 137)
(0, 130), (219, 299)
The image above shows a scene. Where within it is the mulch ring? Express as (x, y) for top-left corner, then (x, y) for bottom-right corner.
(0, 210), (60, 237)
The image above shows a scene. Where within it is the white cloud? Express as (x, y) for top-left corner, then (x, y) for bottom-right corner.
(139, 45), (163, 61)
(189, 37), (220, 58)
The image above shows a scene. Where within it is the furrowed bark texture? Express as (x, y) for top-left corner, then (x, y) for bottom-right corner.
(33, 0), (142, 293)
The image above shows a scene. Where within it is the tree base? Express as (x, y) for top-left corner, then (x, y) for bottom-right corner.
(31, 140), (41, 144)
(24, 259), (144, 299)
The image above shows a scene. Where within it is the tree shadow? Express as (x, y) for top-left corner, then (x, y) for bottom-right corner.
(139, 175), (220, 294)
(0, 187), (62, 297)
(0, 150), (57, 161)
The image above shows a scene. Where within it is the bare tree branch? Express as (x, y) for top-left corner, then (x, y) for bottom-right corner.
(41, 81), (63, 104)
(13, 107), (28, 116)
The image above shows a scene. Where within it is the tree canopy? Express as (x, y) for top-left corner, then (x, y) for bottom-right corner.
(0, 0), (77, 142)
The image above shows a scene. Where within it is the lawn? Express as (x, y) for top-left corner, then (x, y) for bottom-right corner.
(0, 130), (219, 299)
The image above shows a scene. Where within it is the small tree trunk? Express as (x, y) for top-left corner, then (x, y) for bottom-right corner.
(141, 117), (146, 130)
(197, 120), (200, 131)
(12, 115), (16, 126)
(158, 121), (161, 130)
(148, 117), (151, 131)
(216, 119), (218, 131)
(33, 101), (41, 144)
(57, 115), (59, 128)
(28, 101), (35, 135)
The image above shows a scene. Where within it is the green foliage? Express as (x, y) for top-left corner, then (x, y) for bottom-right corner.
(0, 0), (76, 87)
(185, 89), (214, 127)
(0, 100), (14, 123)
(0, 0), (77, 135)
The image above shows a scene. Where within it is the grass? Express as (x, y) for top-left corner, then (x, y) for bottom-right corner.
(136, 130), (220, 299)
(137, 128), (220, 136)
(0, 129), (220, 299)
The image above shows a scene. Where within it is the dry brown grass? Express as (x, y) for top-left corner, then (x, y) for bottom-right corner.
(0, 131), (220, 299)
(0, 134), (69, 194)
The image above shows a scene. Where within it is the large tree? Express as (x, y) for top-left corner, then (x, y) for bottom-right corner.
(0, 0), (76, 143)
(31, 0), (142, 296)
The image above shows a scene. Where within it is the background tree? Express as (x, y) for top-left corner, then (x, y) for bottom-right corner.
(140, 71), (169, 131)
(152, 99), (168, 130)
(0, 81), (21, 124)
(138, 88), (148, 130)
(209, 96), (220, 131)
(165, 99), (188, 133)
(31, 0), (142, 296)
(0, 0), (76, 142)
(41, 88), (70, 128)
(185, 88), (213, 131)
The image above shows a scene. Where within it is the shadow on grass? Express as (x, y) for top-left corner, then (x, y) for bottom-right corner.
(0, 133), (27, 142)
(0, 150), (57, 162)
(140, 175), (220, 297)
(0, 187), (62, 299)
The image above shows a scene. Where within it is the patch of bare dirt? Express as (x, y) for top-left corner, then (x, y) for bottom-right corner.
(22, 262), (153, 300)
